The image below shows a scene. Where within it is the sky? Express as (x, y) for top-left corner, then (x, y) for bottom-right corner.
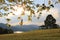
(0, 0), (60, 26)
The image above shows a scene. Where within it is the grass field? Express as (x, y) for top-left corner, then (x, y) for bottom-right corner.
(0, 29), (60, 40)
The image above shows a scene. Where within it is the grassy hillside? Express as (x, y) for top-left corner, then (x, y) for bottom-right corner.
(0, 29), (60, 40)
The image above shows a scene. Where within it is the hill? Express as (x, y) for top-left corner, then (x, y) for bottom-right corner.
(11, 25), (39, 31)
(0, 23), (39, 31)
(0, 28), (60, 40)
(0, 23), (9, 29)
(0, 23), (39, 32)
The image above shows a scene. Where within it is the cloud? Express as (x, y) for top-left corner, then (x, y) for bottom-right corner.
(49, 8), (59, 19)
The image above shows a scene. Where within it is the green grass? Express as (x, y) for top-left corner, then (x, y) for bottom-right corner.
(0, 29), (60, 40)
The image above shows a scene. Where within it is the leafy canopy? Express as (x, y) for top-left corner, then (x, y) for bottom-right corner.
(0, 0), (60, 26)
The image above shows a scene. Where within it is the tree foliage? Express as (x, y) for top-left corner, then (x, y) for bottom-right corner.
(44, 14), (58, 29)
(0, 0), (60, 26)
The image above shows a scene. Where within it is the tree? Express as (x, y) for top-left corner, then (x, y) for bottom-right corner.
(0, 0), (60, 26)
(44, 14), (58, 29)
(0, 27), (13, 34)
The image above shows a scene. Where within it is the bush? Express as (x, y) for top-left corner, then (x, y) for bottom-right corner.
(0, 27), (13, 34)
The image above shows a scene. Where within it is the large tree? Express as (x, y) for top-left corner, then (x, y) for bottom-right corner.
(0, 0), (60, 26)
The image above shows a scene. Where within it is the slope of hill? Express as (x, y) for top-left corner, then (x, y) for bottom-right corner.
(0, 28), (60, 40)
(11, 25), (39, 32)
(0, 23), (39, 32)
(0, 23), (9, 29)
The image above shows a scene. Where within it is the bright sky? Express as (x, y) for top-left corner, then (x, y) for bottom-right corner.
(0, 0), (60, 26)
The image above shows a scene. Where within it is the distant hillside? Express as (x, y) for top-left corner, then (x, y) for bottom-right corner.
(0, 23), (39, 32)
(0, 23), (60, 32)
(11, 25), (39, 32)
(0, 23), (8, 29)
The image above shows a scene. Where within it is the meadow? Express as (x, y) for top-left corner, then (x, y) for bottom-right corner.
(0, 28), (60, 40)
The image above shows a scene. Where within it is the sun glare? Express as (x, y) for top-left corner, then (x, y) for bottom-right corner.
(11, 4), (31, 17)
(12, 5), (24, 16)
